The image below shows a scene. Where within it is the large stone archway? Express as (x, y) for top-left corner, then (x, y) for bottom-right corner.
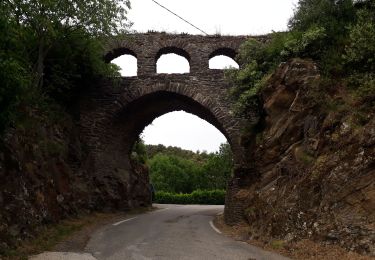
(79, 32), (263, 222)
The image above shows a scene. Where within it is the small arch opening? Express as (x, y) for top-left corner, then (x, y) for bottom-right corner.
(111, 54), (138, 77)
(209, 48), (239, 70)
(157, 54), (190, 74)
(156, 47), (191, 74)
(209, 55), (239, 70)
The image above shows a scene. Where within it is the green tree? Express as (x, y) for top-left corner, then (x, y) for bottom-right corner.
(288, 0), (356, 73)
(0, 0), (128, 133)
(146, 144), (210, 164)
(0, 12), (31, 133)
(200, 143), (233, 190)
(289, 0), (356, 37)
(344, 1), (375, 72)
(1, 0), (131, 88)
(148, 154), (201, 193)
(230, 0), (375, 115)
(344, 0), (375, 102)
(43, 27), (120, 106)
(147, 142), (233, 193)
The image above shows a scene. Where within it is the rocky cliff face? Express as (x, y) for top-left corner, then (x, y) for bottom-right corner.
(238, 59), (374, 255)
(0, 110), (151, 253)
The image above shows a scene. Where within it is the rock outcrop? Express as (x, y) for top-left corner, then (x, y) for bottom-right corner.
(237, 59), (375, 255)
(0, 110), (151, 253)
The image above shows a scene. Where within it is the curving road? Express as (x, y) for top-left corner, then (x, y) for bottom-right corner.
(31, 204), (289, 260)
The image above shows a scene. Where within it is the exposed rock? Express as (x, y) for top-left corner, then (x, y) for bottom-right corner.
(0, 110), (151, 254)
(236, 59), (375, 256)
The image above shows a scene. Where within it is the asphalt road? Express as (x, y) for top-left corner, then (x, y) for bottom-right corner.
(31, 204), (289, 260)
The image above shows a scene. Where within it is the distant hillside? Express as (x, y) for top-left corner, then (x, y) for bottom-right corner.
(145, 144), (211, 164)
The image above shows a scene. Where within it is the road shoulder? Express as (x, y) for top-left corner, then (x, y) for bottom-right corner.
(2, 207), (154, 260)
(213, 215), (373, 260)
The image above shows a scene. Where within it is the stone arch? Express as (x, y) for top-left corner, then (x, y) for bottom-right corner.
(156, 46), (191, 62)
(209, 47), (237, 60)
(208, 47), (240, 70)
(81, 77), (248, 179)
(115, 91), (231, 156)
(104, 47), (137, 63)
(208, 47), (240, 69)
(80, 32), (264, 218)
(114, 81), (242, 157)
(155, 46), (191, 74)
(81, 83), (244, 209)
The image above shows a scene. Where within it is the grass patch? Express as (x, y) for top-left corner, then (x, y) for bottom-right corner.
(1, 208), (153, 260)
(294, 146), (315, 165)
(1, 213), (111, 259)
(270, 240), (285, 250)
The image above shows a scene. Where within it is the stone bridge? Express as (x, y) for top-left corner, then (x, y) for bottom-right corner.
(80, 32), (264, 222)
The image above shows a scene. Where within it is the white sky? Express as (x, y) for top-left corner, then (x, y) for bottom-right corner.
(112, 0), (298, 152)
(140, 111), (227, 153)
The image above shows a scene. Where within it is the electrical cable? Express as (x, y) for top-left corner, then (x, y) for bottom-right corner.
(151, 0), (209, 35)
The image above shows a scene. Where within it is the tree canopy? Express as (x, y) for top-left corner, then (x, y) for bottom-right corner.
(1, 0), (130, 89)
(143, 143), (233, 193)
(0, 0), (129, 133)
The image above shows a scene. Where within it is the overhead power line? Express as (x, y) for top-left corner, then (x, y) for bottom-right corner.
(151, 0), (209, 35)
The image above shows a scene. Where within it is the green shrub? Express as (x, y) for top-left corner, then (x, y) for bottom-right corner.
(282, 25), (327, 59)
(228, 34), (290, 116)
(230, 0), (375, 117)
(154, 190), (226, 205)
(344, 2), (375, 73)
(347, 73), (375, 103)
(0, 57), (30, 134)
(0, 0), (125, 136)
(0, 16), (32, 134)
(289, 0), (356, 41)
(131, 138), (148, 164)
(343, 1), (375, 102)
(43, 28), (120, 107)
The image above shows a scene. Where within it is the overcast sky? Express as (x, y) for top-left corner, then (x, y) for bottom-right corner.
(113, 0), (298, 152)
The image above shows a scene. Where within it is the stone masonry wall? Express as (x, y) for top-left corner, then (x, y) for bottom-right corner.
(80, 32), (263, 224)
(103, 32), (269, 74)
